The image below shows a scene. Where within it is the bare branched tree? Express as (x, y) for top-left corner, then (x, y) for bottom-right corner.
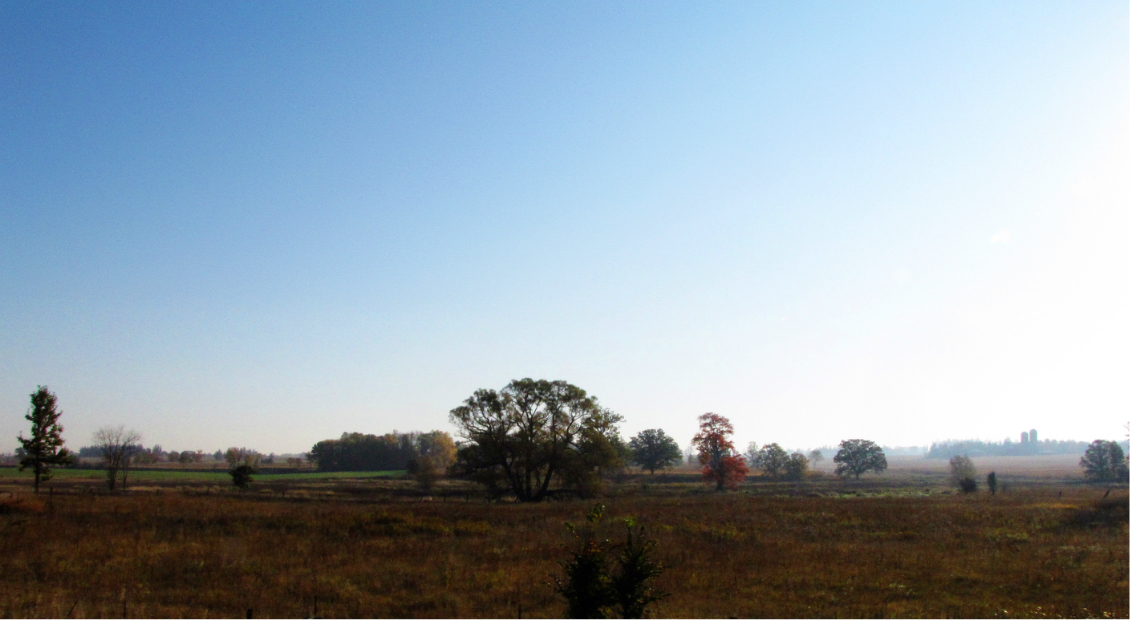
(94, 426), (142, 492)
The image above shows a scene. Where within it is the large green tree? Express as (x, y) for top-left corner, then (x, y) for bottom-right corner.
(752, 443), (789, 480)
(833, 439), (887, 479)
(450, 379), (623, 502)
(1079, 440), (1128, 482)
(628, 429), (681, 474)
(18, 386), (73, 493)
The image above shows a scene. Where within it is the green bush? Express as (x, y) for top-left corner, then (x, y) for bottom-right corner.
(555, 504), (666, 619)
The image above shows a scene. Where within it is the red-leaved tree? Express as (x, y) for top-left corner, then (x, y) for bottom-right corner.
(691, 413), (748, 490)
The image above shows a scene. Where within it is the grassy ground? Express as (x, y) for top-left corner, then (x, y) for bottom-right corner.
(0, 459), (1125, 618)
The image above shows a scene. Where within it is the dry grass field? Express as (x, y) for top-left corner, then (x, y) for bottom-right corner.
(0, 456), (1125, 619)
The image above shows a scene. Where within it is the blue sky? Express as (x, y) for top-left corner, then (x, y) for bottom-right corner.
(2, 2), (1127, 455)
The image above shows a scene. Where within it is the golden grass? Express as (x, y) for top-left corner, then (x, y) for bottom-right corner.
(0, 478), (1125, 619)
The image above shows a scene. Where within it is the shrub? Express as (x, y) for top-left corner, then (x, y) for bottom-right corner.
(612, 517), (666, 619)
(949, 455), (977, 493)
(555, 504), (666, 619)
(1064, 498), (1130, 529)
(230, 464), (256, 490)
(556, 504), (614, 618)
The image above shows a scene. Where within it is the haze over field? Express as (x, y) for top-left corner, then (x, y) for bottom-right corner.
(2, 2), (1127, 454)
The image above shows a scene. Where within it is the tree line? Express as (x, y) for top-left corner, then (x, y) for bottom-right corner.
(445, 379), (894, 501)
(13, 382), (1128, 499)
(307, 431), (456, 472)
(927, 436), (1092, 459)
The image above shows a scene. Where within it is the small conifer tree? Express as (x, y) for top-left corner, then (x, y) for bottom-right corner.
(231, 464), (256, 490)
(18, 386), (73, 493)
(556, 504), (666, 619)
(612, 517), (666, 619)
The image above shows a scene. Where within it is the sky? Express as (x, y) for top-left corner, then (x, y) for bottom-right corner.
(2, 1), (1127, 456)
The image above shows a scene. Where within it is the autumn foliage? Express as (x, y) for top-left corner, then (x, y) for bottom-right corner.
(691, 413), (748, 490)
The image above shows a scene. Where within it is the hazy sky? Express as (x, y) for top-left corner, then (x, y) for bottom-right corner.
(2, 2), (1127, 455)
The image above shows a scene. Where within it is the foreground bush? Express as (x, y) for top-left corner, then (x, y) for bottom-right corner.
(555, 504), (665, 619)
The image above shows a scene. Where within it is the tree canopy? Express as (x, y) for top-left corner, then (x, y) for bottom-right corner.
(783, 452), (810, 481)
(1079, 440), (1129, 482)
(308, 431), (446, 472)
(450, 379), (624, 502)
(752, 443), (789, 480)
(833, 439), (887, 479)
(628, 429), (681, 474)
(691, 413), (747, 490)
(18, 386), (73, 493)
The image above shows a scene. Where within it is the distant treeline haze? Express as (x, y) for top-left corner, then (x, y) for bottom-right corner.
(927, 436), (1100, 459)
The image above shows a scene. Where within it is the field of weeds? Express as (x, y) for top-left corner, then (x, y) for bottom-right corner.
(0, 470), (1125, 619)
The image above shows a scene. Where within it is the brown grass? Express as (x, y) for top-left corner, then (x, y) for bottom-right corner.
(0, 470), (1125, 618)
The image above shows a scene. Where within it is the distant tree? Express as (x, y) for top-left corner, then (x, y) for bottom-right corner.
(986, 471), (998, 495)
(408, 430), (458, 490)
(691, 413), (748, 491)
(744, 442), (758, 464)
(1079, 440), (1129, 482)
(75, 445), (103, 458)
(753, 443), (789, 480)
(18, 386), (74, 493)
(560, 420), (628, 499)
(628, 429), (682, 474)
(93, 426), (142, 491)
(231, 464), (256, 490)
(808, 449), (824, 466)
(450, 379), (624, 502)
(949, 454), (977, 493)
(225, 447), (261, 469)
(833, 439), (887, 479)
(783, 452), (810, 481)
(309, 432), (415, 472)
(134, 446), (159, 465)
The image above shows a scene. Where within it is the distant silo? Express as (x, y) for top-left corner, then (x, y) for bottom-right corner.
(1021, 431), (1029, 444)
(1029, 428), (1038, 444)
